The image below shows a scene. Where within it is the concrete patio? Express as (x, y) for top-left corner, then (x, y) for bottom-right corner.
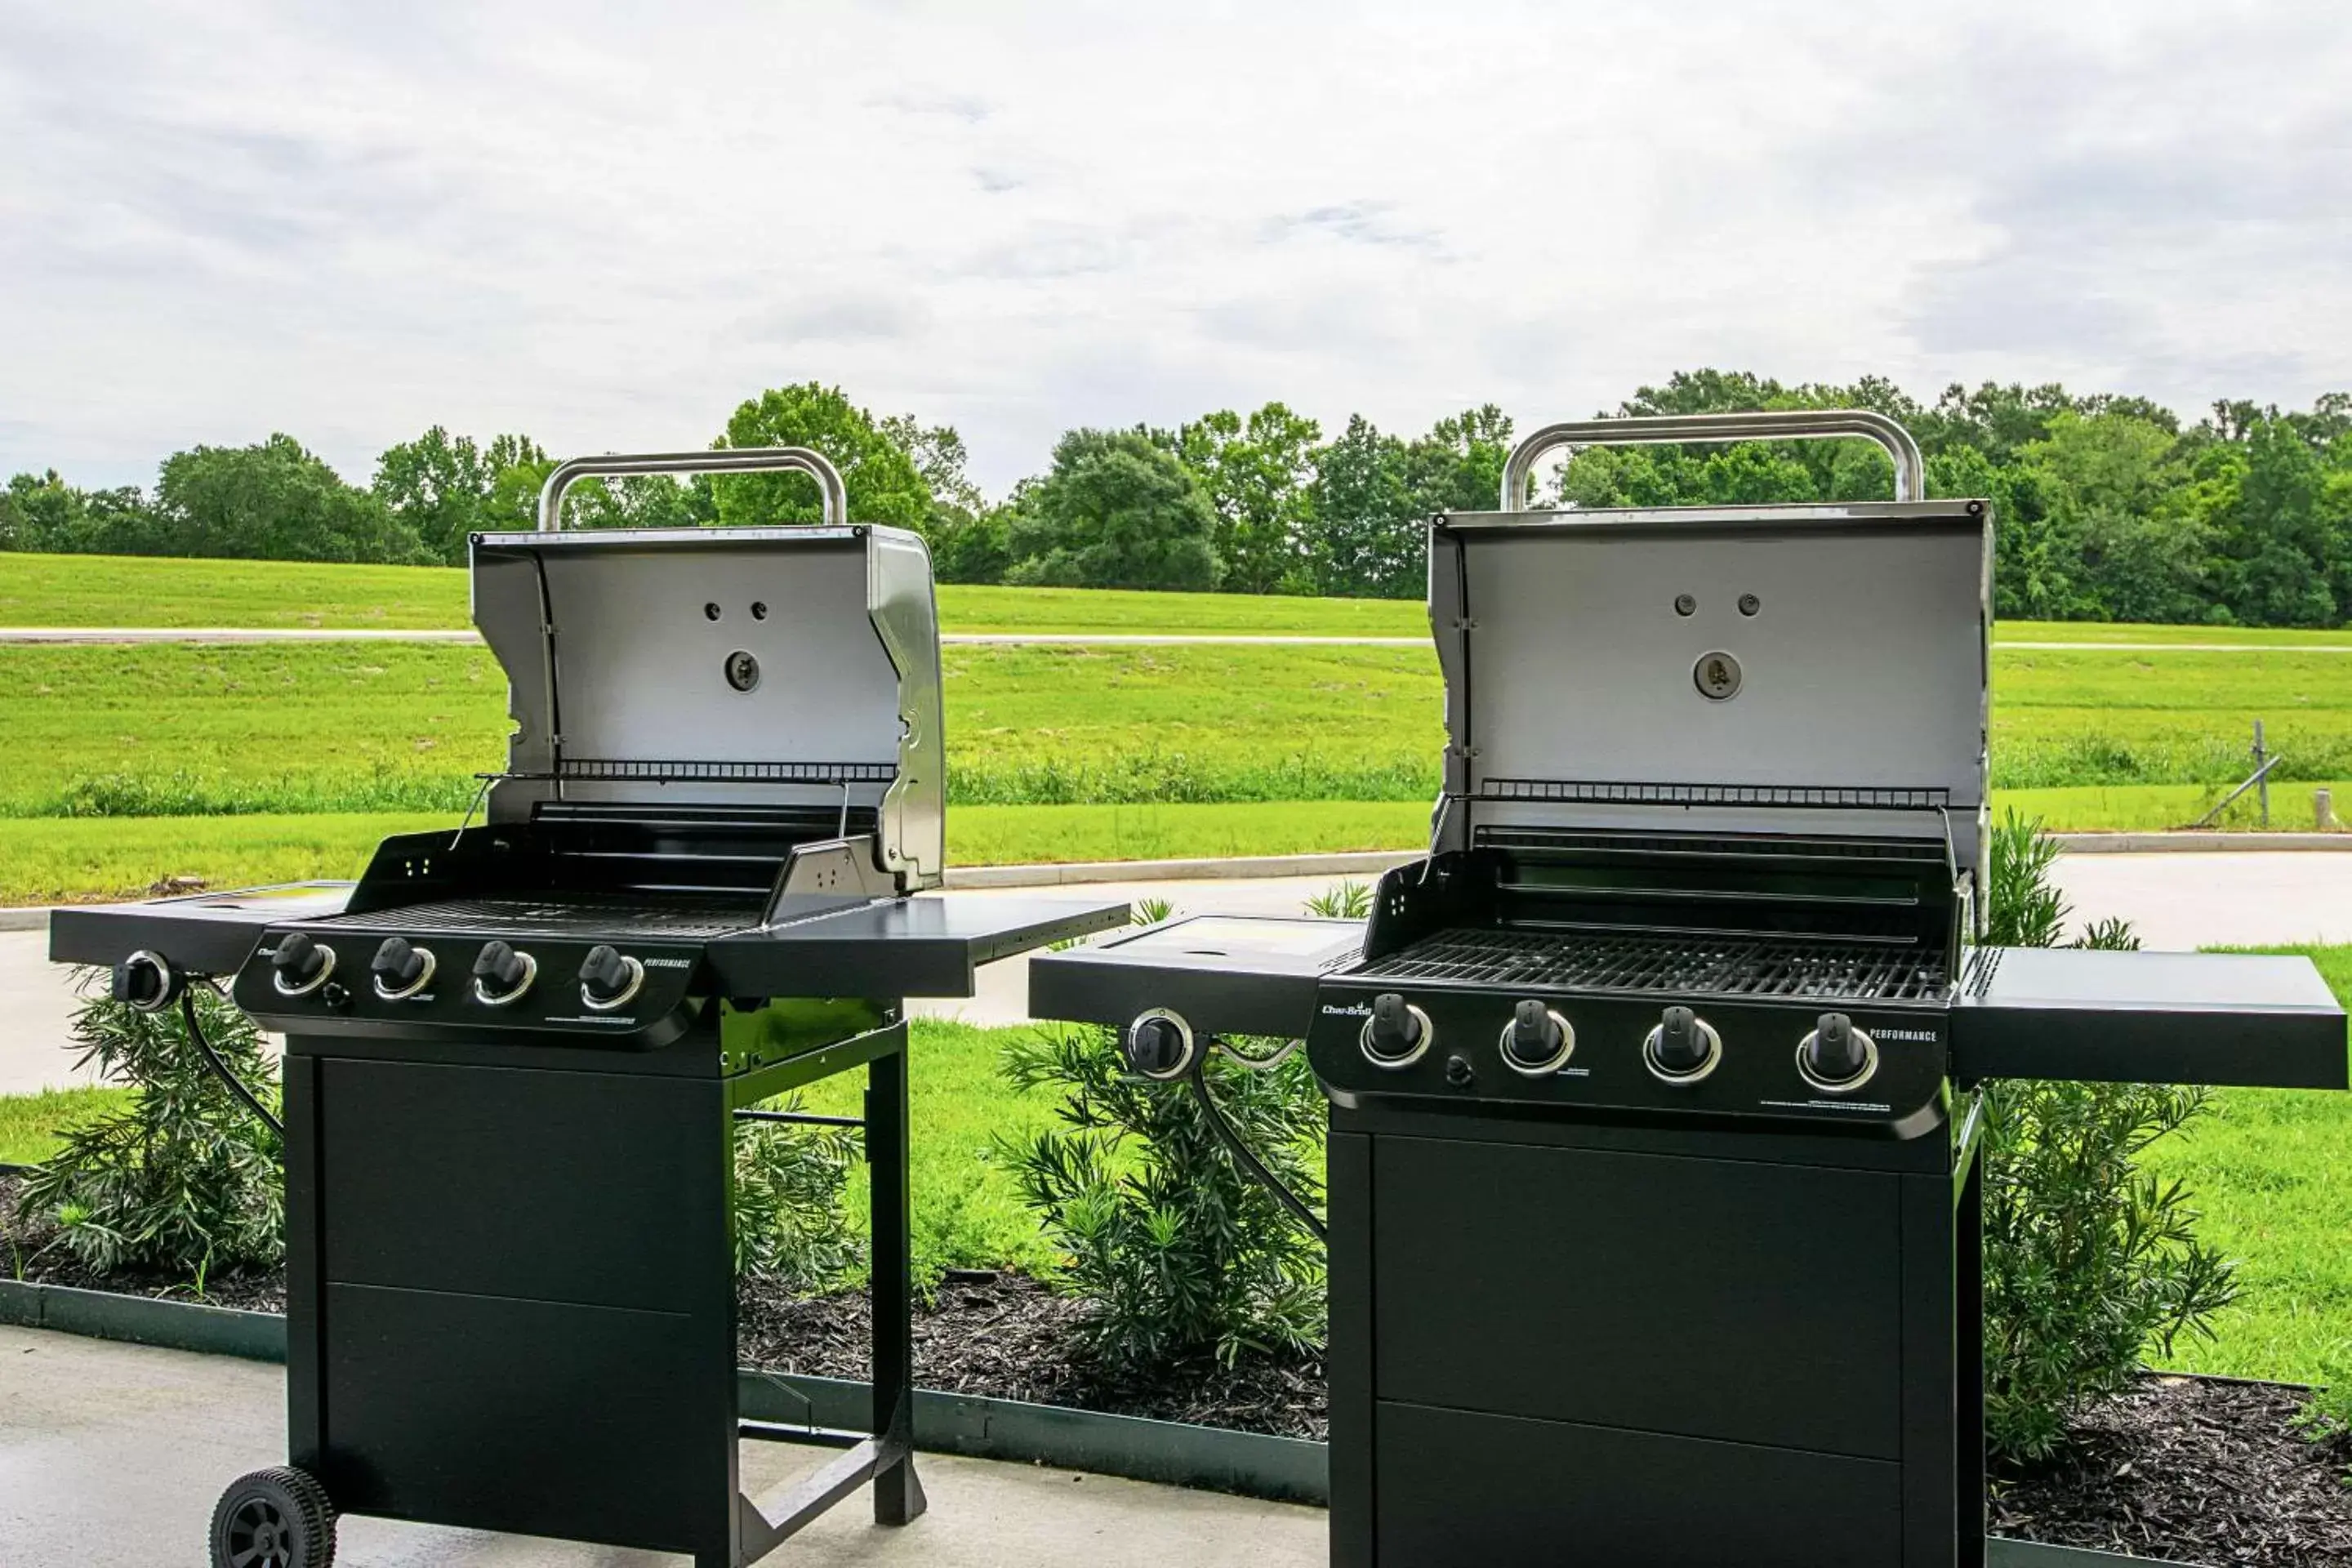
(0, 1324), (1326, 1566)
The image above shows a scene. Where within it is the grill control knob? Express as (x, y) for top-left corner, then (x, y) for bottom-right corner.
(1500, 1000), (1574, 1075)
(472, 940), (536, 1005)
(1361, 992), (1432, 1068)
(1645, 1005), (1722, 1083)
(580, 944), (646, 1011)
(369, 937), (434, 999)
(1799, 1013), (1878, 1091)
(1122, 1011), (1195, 1080)
(270, 933), (335, 996)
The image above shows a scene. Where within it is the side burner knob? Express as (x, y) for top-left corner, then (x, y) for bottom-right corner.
(1122, 1012), (1195, 1080)
(270, 932), (335, 996)
(472, 940), (536, 1005)
(1799, 1013), (1878, 1091)
(1645, 1005), (1721, 1082)
(1500, 1000), (1573, 1075)
(1361, 992), (1431, 1068)
(579, 944), (645, 1011)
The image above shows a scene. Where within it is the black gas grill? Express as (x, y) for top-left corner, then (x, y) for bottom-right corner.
(1031, 411), (2348, 1568)
(51, 448), (1125, 1568)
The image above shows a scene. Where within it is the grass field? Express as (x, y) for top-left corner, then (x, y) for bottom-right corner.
(2143, 946), (2352, 1393)
(0, 1085), (131, 1166)
(8, 551), (2352, 644)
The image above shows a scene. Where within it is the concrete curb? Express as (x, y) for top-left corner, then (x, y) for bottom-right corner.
(0, 906), (44, 931)
(0, 1279), (2215, 1556)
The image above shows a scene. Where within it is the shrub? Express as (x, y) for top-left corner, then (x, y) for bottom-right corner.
(1979, 812), (2238, 1468)
(998, 1022), (1325, 1372)
(732, 1095), (863, 1291)
(16, 980), (283, 1286)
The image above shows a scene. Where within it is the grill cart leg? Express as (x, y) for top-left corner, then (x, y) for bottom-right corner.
(866, 1036), (928, 1526)
(731, 1022), (925, 1565)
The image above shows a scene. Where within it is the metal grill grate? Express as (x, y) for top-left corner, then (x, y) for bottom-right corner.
(1356, 926), (1949, 1002)
(318, 894), (763, 941)
(1477, 778), (1950, 811)
(555, 759), (897, 785)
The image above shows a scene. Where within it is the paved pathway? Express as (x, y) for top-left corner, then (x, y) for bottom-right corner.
(6, 857), (2349, 1098)
(0, 1325), (1325, 1567)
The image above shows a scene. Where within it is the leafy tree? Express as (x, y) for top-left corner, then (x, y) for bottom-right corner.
(154, 435), (427, 564)
(1172, 403), (1323, 595)
(715, 383), (931, 532)
(2020, 412), (2208, 624)
(1004, 429), (1220, 590)
(373, 428), (549, 563)
(1401, 404), (1513, 516)
(929, 498), (1017, 585)
(1306, 414), (1419, 599)
(880, 413), (984, 514)
(1, 471), (161, 554)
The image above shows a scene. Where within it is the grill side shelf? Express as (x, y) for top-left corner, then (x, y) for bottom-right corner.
(1951, 947), (2347, 1089)
(47, 883), (358, 976)
(706, 893), (1131, 1000)
(1027, 915), (1365, 1040)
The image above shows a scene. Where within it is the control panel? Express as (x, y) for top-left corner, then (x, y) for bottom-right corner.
(1306, 980), (1950, 1135)
(231, 928), (704, 1049)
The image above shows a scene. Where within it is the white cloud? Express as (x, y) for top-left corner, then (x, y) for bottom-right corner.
(2, 0), (2346, 498)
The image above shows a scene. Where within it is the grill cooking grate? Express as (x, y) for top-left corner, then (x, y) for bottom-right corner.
(318, 894), (764, 941)
(1356, 926), (1949, 1002)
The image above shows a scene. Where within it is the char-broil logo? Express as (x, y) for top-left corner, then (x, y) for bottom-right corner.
(1322, 1003), (1373, 1018)
(1876, 1027), (1938, 1043)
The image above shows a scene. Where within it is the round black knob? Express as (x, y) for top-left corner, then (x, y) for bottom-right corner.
(270, 932), (332, 992)
(1502, 999), (1569, 1072)
(1802, 1012), (1874, 1087)
(1648, 1004), (1717, 1079)
(472, 940), (532, 1000)
(580, 944), (637, 1004)
(1364, 992), (1426, 1064)
(370, 937), (429, 990)
(1444, 1053), (1475, 1087)
(1123, 1013), (1192, 1079)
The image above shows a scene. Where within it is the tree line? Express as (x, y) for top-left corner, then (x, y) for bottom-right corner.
(5, 372), (2348, 626)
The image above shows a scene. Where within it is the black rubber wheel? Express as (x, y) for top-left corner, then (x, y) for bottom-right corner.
(209, 1466), (336, 1568)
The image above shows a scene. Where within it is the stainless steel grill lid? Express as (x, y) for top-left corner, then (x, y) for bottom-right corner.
(468, 449), (945, 891)
(1431, 411), (1992, 880)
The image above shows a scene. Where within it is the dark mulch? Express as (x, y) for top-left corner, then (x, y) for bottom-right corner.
(0, 1171), (285, 1312)
(739, 1268), (1328, 1441)
(1993, 1374), (2352, 1566)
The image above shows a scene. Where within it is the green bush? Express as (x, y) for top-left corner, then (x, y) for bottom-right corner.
(732, 1094), (862, 1291)
(998, 1018), (1326, 1374)
(1979, 812), (2238, 1468)
(16, 981), (283, 1286)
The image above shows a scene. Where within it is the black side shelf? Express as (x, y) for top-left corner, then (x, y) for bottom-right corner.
(1026, 915), (1364, 1039)
(1952, 947), (2347, 1089)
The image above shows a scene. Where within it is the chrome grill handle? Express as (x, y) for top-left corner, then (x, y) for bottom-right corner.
(1498, 409), (1927, 510)
(535, 447), (850, 532)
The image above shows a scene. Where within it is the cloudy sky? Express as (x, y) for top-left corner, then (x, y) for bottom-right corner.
(2, 0), (2347, 497)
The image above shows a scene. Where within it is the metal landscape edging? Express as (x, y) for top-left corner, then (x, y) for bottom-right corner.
(0, 1279), (2218, 1560)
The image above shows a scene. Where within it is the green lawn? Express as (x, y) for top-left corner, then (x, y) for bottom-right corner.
(8, 550), (2350, 644)
(0, 1085), (132, 1165)
(2144, 947), (2352, 1393)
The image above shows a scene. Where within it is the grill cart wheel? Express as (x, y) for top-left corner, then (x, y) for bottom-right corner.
(209, 1467), (336, 1568)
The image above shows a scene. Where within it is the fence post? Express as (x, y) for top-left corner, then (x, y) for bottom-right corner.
(2320, 788), (2340, 831)
(2253, 720), (2270, 828)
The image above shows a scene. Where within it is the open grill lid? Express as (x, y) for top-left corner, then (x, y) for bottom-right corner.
(1431, 410), (1992, 887)
(469, 448), (945, 893)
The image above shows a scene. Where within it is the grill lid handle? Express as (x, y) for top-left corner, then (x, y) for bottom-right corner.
(535, 446), (850, 532)
(1499, 408), (1927, 510)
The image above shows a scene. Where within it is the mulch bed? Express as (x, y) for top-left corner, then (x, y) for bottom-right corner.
(1993, 1374), (2352, 1565)
(0, 1171), (285, 1313)
(739, 1267), (1328, 1441)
